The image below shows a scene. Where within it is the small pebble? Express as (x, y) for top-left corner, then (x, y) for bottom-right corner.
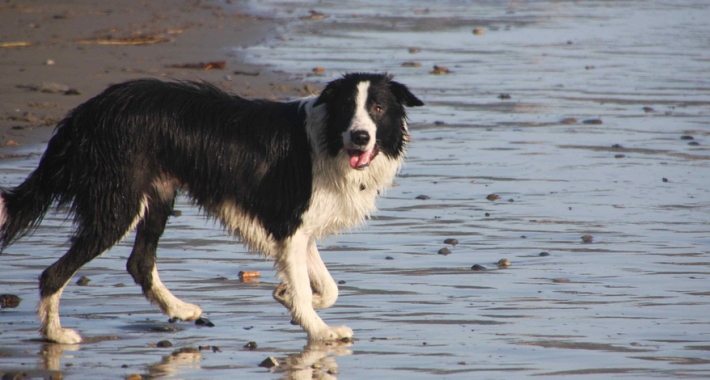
(581, 235), (593, 243)
(444, 238), (458, 245)
(401, 61), (421, 67)
(45, 59), (55, 65)
(497, 258), (510, 268)
(662, 178), (668, 183)
(195, 317), (214, 327)
(385, 256), (394, 260)
(430, 65), (450, 75)
(486, 193), (500, 201)
(438, 247), (452, 255)
(642, 106), (654, 112)
(498, 93), (511, 100)
(611, 144), (623, 148)
(259, 356), (280, 368)
(688, 141), (700, 146)
(582, 119), (603, 125)
(615, 154), (625, 158)
(416, 194), (430, 200)
(312, 66), (325, 74)
(244, 341), (258, 350)
(561, 117), (578, 124)
(0, 294), (21, 308)
(485, 212), (490, 217)
(212, 346), (221, 353)
(472, 28), (485, 35)
(76, 276), (90, 286)
(680, 135), (694, 140)
(539, 252), (550, 257)
(125, 375), (142, 380)
(156, 340), (173, 348)
(170, 210), (182, 217)
(471, 264), (486, 271)
(553, 278), (571, 283)
(338, 280), (346, 284)
(408, 47), (421, 54)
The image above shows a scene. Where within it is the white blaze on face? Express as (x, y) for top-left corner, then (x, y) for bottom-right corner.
(343, 81), (378, 169)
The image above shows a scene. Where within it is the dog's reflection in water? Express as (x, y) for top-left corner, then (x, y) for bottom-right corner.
(143, 340), (352, 379)
(274, 341), (352, 380)
(39, 343), (79, 371)
(38, 339), (351, 379)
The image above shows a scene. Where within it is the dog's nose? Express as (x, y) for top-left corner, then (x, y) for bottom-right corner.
(350, 130), (370, 146)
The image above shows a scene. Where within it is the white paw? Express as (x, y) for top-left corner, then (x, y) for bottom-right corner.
(309, 325), (353, 342)
(167, 302), (203, 321)
(44, 327), (82, 344)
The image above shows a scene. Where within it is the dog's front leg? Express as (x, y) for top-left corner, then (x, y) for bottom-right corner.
(274, 231), (352, 342)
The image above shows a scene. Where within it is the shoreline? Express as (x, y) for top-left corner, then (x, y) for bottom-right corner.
(0, 0), (311, 158)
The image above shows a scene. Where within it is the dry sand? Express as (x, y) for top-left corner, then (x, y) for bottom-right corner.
(0, 0), (312, 155)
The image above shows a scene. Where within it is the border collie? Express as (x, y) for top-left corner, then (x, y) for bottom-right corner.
(0, 73), (423, 344)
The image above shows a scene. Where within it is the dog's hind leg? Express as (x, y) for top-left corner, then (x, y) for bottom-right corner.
(37, 198), (149, 344)
(126, 194), (202, 322)
(274, 231), (352, 342)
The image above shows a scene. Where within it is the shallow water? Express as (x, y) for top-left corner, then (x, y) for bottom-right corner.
(2, 0), (710, 379)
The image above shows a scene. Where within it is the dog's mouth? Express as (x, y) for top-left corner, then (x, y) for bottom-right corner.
(347, 145), (379, 170)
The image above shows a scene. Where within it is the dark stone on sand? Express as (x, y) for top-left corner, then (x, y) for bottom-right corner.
(244, 341), (258, 350)
(438, 247), (452, 255)
(615, 154), (625, 158)
(611, 144), (623, 148)
(157, 340), (173, 348)
(434, 120), (446, 125)
(259, 356), (280, 368)
(643, 106), (654, 112)
(561, 117), (577, 124)
(582, 119), (603, 125)
(680, 135), (694, 140)
(385, 256), (394, 260)
(539, 252), (550, 257)
(444, 238), (458, 245)
(63, 88), (81, 95)
(471, 264), (486, 271)
(662, 178), (668, 182)
(581, 235), (594, 243)
(212, 346), (221, 352)
(416, 194), (430, 200)
(688, 141), (700, 146)
(486, 193), (500, 201)
(498, 93), (511, 99)
(485, 213), (490, 217)
(76, 276), (90, 286)
(0, 294), (21, 308)
(195, 317), (214, 327)
(170, 209), (182, 217)
(338, 280), (346, 284)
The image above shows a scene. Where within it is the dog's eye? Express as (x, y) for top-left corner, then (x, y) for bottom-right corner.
(373, 104), (384, 114)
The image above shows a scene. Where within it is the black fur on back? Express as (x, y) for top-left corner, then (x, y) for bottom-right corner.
(0, 79), (312, 248)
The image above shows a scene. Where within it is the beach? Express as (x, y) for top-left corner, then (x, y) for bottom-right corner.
(2, 1), (710, 379)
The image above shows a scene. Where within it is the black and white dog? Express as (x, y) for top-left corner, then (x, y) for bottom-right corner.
(0, 73), (423, 344)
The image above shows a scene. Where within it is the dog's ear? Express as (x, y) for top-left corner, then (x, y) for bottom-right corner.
(313, 78), (343, 107)
(390, 81), (424, 107)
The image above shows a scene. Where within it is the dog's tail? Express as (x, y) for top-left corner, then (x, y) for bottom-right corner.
(0, 119), (73, 253)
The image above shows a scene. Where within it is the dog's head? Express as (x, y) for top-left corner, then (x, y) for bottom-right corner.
(314, 73), (424, 170)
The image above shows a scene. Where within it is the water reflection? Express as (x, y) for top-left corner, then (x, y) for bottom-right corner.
(273, 341), (352, 380)
(147, 347), (203, 378)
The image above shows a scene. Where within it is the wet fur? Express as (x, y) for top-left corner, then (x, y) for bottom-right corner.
(0, 73), (423, 343)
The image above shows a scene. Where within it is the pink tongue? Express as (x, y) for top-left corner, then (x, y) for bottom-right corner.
(349, 150), (372, 169)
